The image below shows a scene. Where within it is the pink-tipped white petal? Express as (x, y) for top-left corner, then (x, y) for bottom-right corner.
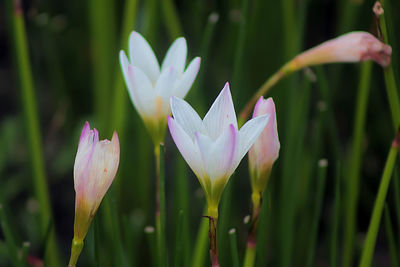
(203, 83), (238, 140)
(161, 37), (187, 75)
(129, 31), (160, 83)
(204, 124), (237, 181)
(170, 97), (205, 138)
(235, 114), (269, 168)
(168, 117), (205, 178)
(127, 65), (157, 117)
(174, 57), (201, 99)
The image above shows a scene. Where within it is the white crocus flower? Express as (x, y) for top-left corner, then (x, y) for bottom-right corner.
(120, 31), (201, 144)
(167, 83), (269, 218)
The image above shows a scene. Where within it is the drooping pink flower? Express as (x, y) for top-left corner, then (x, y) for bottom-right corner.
(290, 31), (392, 69)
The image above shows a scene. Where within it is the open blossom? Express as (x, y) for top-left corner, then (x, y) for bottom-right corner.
(168, 83), (269, 217)
(120, 31), (201, 144)
(248, 97), (280, 194)
(73, 122), (120, 241)
(289, 31), (392, 69)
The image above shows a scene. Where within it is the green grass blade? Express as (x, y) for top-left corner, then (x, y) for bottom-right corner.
(384, 205), (399, 267)
(342, 61), (372, 267)
(0, 204), (22, 267)
(306, 159), (328, 267)
(228, 229), (240, 267)
(359, 131), (399, 267)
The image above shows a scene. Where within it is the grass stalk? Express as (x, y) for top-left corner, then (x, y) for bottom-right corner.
(89, 0), (116, 130)
(192, 214), (209, 267)
(173, 210), (184, 267)
(174, 156), (191, 266)
(378, 0), (400, 130)
(6, 1), (60, 266)
(342, 61), (372, 267)
(155, 144), (167, 267)
(228, 229), (240, 267)
(358, 129), (400, 267)
(232, 0), (250, 105)
(330, 163), (341, 267)
(384, 205), (399, 267)
(161, 0), (183, 40)
(145, 226), (157, 267)
(0, 204), (22, 267)
(306, 159), (328, 267)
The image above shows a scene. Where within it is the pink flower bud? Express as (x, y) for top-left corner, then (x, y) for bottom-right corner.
(73, 121), (120, 241)
(249, 97), (280, 192)
(290, 32), (392, 69)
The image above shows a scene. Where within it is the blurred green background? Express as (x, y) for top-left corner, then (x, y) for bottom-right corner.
(1, 0), (400, 266)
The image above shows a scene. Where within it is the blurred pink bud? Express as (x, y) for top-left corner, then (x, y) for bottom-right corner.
(73, 121), (120, 241)
(290, 32), (392, 69)
(248, 97), (280, 192)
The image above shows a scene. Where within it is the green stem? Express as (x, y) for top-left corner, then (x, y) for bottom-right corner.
(306, 159), (328, 267)
(330, 163), (341, 267)
(0, 204), (22, 267)
(208, 216), (219, 267)
(232, 0), (250, 105)
(228, 229), (240, 267)
(192, 212), (209, 267)
(243, 191), (262, 267)
(342, 61), (372, 267)
(378, 0), (400, 130)
(173, 210), (184, 267)
(155, 144), (167, 267)
(68, 238), (84, 267)
(384, 205), (399, 267)
(145, 226), (157, 267)
(6, 1), (60, 266)
(358, 129), (400, 267)
(161, 0), (183, 40)
(89, 0), (116, 130)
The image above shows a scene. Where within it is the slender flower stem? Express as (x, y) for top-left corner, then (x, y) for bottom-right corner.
(68, 238), (84, 267)
(155, 144), (167, 267)
(208, 216), (219, 267)
(239, 63), (291, 125)
(358, 128), (400, 267)
(384, 205), (399, 267)
(243, 191), (262, 267)
(377, 1), (400, 130)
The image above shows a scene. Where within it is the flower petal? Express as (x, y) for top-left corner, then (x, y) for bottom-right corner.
(86, 133), (120, 212)
(129, 31), (160, 83)
(161, 37), (187, 75)
(195, 124), (237, 181)
(235, 114), (269, 168)
(203, 83), (238, 140)
(174, 57), (201, 99)
(168, 117), (205, 179)
(170, 96), (205, 138)
(250, 97), (280, 169)
(156, 67), (178, 98)
(74, 126), (99, 192)
(127, 65), (157, 117)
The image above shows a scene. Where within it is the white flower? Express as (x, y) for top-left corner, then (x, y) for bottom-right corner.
(167, 83), (269, 217)
(120, 31), (201, 144)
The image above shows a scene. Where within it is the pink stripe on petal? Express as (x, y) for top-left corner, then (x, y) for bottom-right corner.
(79, 121), (91, 146)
